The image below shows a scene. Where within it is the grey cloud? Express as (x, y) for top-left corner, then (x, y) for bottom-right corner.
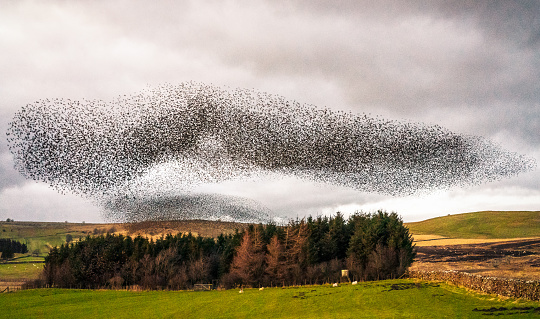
(289, 0), (540, 47)
(0, 118), (26, 190)
(433, 0), (540, 48)
(18, 0), (537, 119)
(0, 153), (27, 190)
(1, 0), (538, 222)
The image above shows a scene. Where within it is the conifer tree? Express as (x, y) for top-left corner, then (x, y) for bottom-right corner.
(265, 234), (285, 284)
(229, 230), (265, 287)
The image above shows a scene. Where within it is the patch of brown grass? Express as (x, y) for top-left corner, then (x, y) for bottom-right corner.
(411, 237), (540, 281)
(412, 236), (540, 247)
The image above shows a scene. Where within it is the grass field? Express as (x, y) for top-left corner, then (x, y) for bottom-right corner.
(0, 263), (44, 280)
(1, 280), (539, 318)
(0, 254), (45, 280)
(0, 221), (102, 254)
(406, 211), (540, 239)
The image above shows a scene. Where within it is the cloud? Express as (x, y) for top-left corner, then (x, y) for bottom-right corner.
(0, 151), (26, 190)
(0, 1), (538, 222)
(356, 185), (540, 222)
(0, 182), (102, 223)
(0, 119), (27, 190)
(6, 83), (535, 221)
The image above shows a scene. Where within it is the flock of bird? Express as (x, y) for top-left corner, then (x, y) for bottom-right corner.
(6, 82), (535, 222)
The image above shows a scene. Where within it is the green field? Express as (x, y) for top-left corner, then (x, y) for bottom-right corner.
(1, 280), (538, 318)
(406, 211), (540, 239)
(0, 221), (96, 254)
(0, 222), (95, 281)
(0, 263), (44, 280)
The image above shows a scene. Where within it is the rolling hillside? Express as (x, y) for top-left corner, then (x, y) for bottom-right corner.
(2, 211), (538, 255)
(0, 219), (249, 254)
(406, 211), (540, 239)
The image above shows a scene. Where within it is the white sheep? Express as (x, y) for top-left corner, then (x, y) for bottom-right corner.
(352, 281), (358, 285)
(332, 283), (338, 287)
(259, 287), (264, 291)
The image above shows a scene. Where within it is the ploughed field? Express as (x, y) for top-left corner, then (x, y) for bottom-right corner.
(411, 238), (540, 281)
(408, 211), (540, 281)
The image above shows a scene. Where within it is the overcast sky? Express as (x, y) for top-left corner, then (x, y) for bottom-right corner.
(1, 0), (539, 223)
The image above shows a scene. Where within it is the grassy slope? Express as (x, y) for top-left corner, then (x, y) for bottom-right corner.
(1, 280), (539, 318)
(0, 222), (109, 254)
(0, 220), (248, 254)
(0, 263), (44, 280)
(406, 211), (540, 239)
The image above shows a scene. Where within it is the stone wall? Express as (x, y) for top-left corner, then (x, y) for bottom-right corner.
(408, 270), (540, 301)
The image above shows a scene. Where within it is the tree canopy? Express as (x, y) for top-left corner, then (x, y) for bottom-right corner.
(43, 211), (415, 289)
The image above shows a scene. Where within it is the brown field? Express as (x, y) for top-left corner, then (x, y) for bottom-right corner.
(410, 236), (540, 281)
(412, 234), (540, 247)
(121, 219), (249, 238)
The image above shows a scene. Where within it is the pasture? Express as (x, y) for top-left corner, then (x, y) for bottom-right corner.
(0, 261), (44, 281)
(1, 280), (539, 318)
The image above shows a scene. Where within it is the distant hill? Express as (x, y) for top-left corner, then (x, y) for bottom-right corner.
(0, 220), (249, 254)
(406, 211), (540, 239)
(3, 211), (539, 254)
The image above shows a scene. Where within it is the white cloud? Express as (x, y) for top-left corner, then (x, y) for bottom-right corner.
(353, 186), (540, 222)
(0, 182), (102, 223)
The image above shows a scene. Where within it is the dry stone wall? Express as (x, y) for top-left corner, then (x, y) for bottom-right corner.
(408, 270), (540, 301)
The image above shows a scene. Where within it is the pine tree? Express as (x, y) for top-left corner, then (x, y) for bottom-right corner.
(285, 219), (310, 284)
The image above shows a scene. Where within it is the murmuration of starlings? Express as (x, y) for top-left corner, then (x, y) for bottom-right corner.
(6, 82), (536, 222)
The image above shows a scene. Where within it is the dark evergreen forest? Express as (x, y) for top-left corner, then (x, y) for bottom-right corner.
(0, 238), (28, 259)
(43, 211), (415, 289)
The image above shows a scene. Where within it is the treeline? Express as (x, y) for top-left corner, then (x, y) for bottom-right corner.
(43, 211), (415, 289)
(0, 238), (28, 259)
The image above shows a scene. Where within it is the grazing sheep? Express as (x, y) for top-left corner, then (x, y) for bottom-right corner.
(333, 283), (338, 287)
(259, 287), (264, 291)
(352, 281), (358, 285)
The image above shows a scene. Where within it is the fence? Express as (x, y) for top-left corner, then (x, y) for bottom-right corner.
(1, 286), (24, 293)
(408, 270), (540, 301)
(193, 284), (213, 291)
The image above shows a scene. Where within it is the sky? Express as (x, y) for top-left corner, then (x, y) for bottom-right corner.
(0, 0), (539, 223)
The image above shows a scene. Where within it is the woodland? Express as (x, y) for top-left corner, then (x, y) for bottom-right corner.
(41, 211), (415, 289)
